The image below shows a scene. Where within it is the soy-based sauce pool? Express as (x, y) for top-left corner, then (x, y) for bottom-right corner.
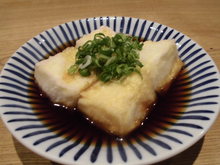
(29, 42), (191, 145)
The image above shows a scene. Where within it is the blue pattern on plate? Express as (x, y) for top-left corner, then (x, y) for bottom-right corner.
(0, 16), (220, 165)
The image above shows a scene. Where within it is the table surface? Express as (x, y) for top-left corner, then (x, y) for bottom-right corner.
(0, 0), (220, 164)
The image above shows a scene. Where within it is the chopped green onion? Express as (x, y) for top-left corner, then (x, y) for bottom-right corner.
(79, 68), (91, 76)
(68, 64), (78, 75)
(68, 33), (144, 82)
(79, 55), (92, 69)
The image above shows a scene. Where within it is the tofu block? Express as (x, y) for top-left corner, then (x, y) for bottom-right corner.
(75, 26), (116, 47)
(78, 40), (183, 136)
(140, 40), (183, 93)
(78, 72), (156, 136)
(34, 26), (116, 107)
(34, 47), (96, 107)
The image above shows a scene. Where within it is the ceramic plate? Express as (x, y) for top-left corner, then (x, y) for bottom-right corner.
(0, 16), (220, 165)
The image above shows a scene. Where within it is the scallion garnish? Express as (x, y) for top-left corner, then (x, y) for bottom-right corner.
(68, 33), (144, 82)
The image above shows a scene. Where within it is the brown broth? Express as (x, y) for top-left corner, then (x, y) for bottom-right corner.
(29, 70), (191, 146)
(29, 40), (192, 145)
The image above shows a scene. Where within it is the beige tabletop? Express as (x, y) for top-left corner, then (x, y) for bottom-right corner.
(0, 0), (220, 164)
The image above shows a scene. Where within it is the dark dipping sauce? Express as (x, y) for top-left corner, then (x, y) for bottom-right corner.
(29, 42), (192, 146)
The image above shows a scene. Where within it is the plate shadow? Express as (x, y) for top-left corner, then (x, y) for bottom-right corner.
(13, 137), (58, 165)
(154, 137), (204, 165)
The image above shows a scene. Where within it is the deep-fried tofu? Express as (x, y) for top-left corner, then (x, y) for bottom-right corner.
(78, 40), (183, 136)
(140, 40), (183, 94)
(78, 72), (156, 136)
(75, 26), (115, 47)
(34, 26), (115, 107)
(34, 47), (96, 107)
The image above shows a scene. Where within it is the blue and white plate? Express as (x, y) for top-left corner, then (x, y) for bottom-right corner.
(0, 16), (220, 165)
